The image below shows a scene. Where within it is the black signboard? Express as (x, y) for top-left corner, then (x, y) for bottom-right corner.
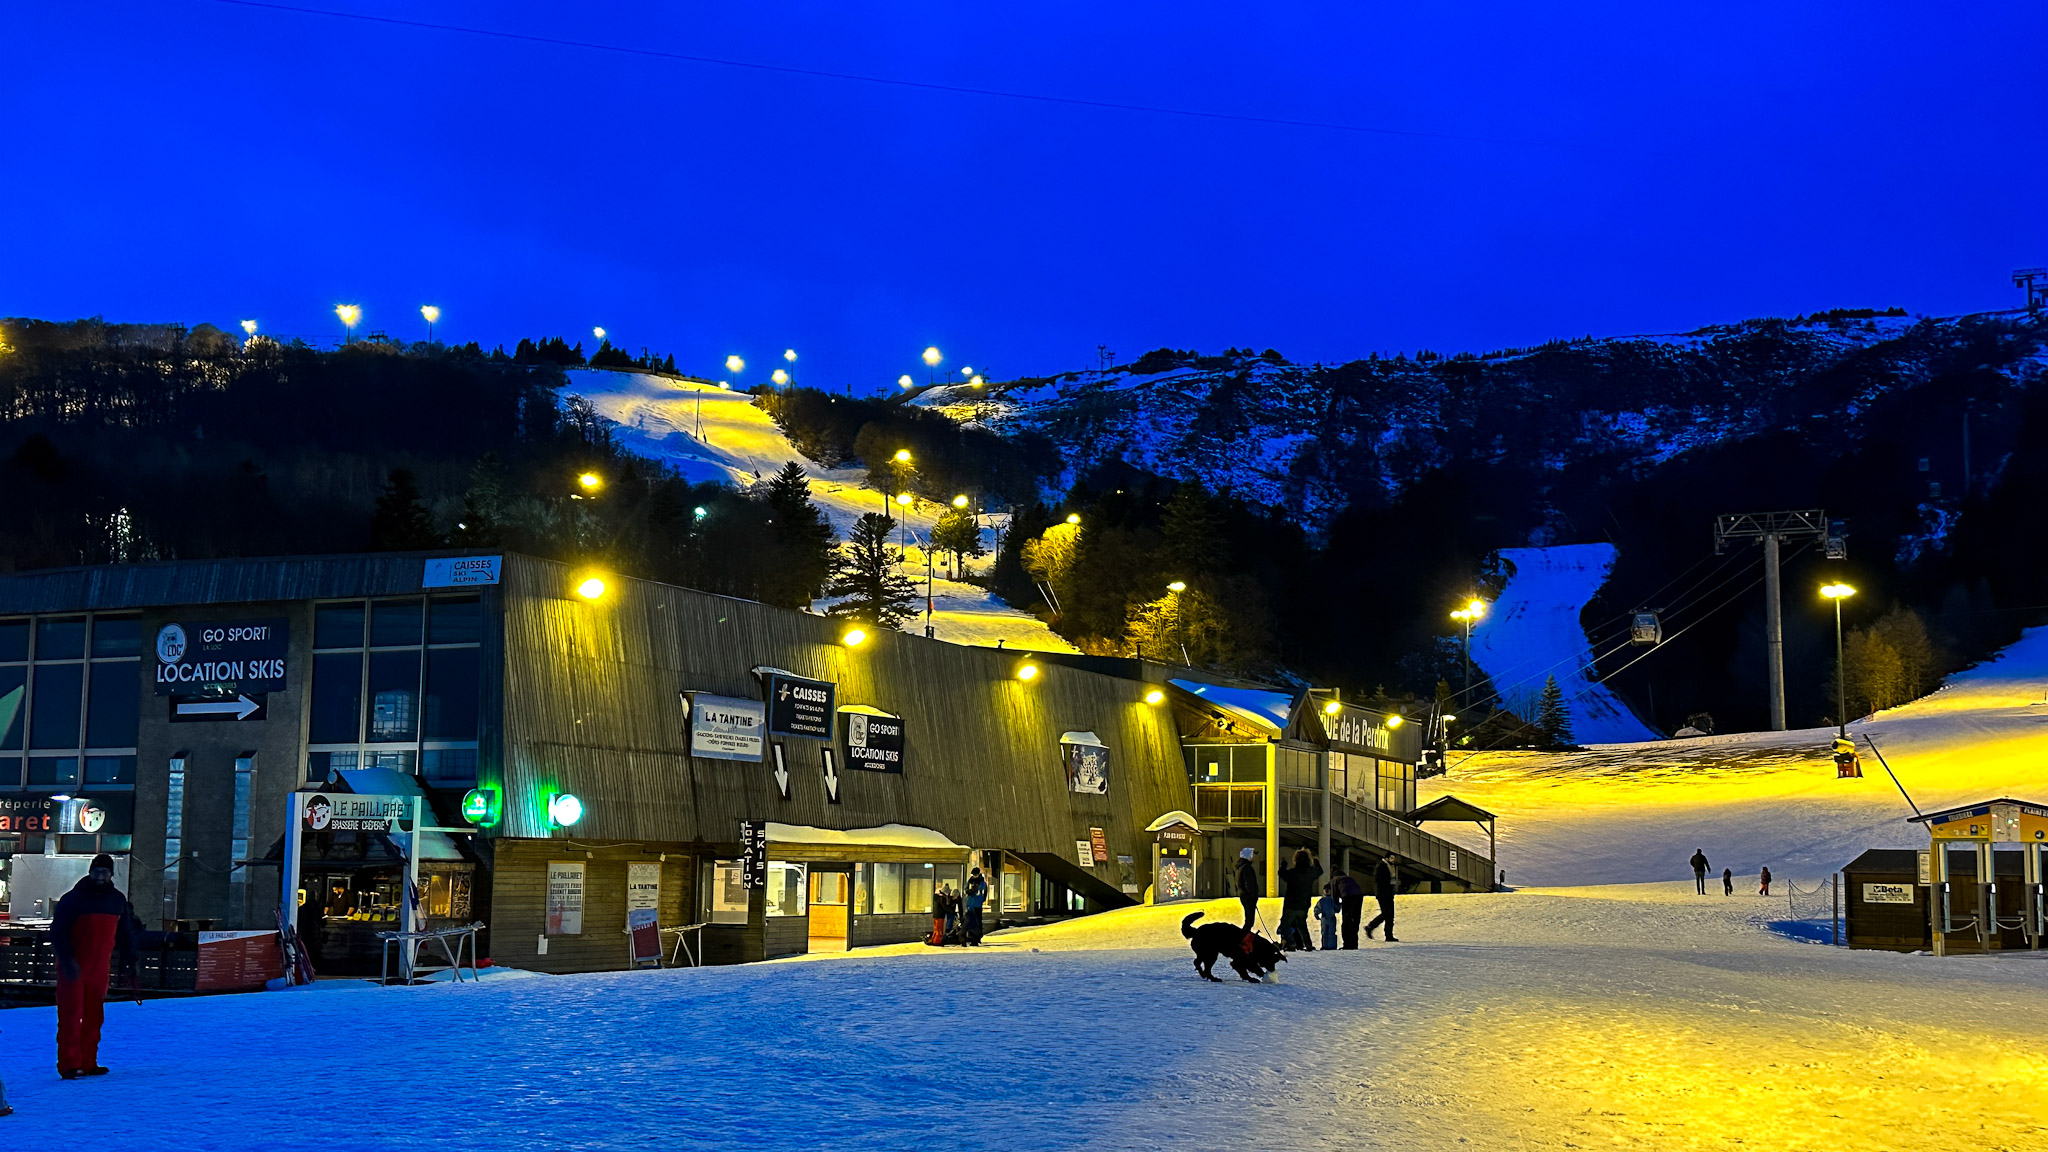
(0, 794), (134, 836)
(763, 672), (835, 739)
(739, 819), (768, 889)
(153, 618), (290, 697)
(839, 708), (905, 773)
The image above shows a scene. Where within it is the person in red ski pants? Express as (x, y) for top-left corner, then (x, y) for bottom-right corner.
(51, 854), (136, 1080)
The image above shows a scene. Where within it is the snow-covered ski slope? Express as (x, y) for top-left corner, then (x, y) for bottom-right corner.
(1466, 543), (1658, 744)
(558, 370), (1076, 654)
(17, 890), (2046, 1151)
(1424, 626), (2048, 887)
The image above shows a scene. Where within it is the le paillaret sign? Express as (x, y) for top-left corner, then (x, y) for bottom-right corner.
(154, 619), (289, 695)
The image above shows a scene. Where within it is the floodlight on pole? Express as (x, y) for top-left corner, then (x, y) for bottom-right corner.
(1822, 583), (1857, 737)
(240, 320), (258, 337)
(893, 449), (912, 464)
(421, 305), (440, 342)
(771, 368), (790, 386)
(898, 374), (914, 390)
(952, 494), (969, 509)
(784, 349), (797, 363)
(593, 326), (606, 341)
(1167, 581), (1187, 593)
(335, 304), (361, 344)
(1065, 513), (1081, 525)
(922, 345), (941, 385)
(725, 355), (744, 387)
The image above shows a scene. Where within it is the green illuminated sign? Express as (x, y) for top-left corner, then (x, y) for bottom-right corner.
(461, 787), (501, 827)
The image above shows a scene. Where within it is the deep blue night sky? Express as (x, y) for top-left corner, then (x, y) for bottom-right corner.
(6, 1), (2044, 390)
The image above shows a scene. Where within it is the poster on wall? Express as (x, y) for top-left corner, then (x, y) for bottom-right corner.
(687, 693), (766, 762)
(839, 707), (905, 773)
(1060, 732), (1110, 796)
(1074, 840), (1095, 868)
(1089, 827), (1109, 864)
(546, 861), (585, 935)
(739, 820), (768, 889)
(759, 671), (836, 738)
(627, 861), (661, 912)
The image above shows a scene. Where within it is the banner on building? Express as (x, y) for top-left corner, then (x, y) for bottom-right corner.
(546, 861), (585, 935)
(759, 671), (835, 739)
(687, 693), (766, 762)
(153, 618), (289, 696)
(627, 861), (661, 912)
(739, 820), (768, 889)
(1061, 731), (1110, 796)
(839, 706), (905, 773)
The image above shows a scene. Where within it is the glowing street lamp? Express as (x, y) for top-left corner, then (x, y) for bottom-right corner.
(1015, 661), (1040, 682)
(239, 319), (258, 338)
(1167, 580), (1187, 593)
(898, 374), (915, 390)
(725, 354), (744, 388)
(1065, 513), (1081, 526)
(335, 304), (361, 345)
(420, 305), (441, 343)
(577, 472), (603, 493)
(952, 494), (970, 509)
(576, 576), (607, 600)
(1822, 583), (1858, 737)
(771, 368), (790, 387)
(1450, 598), (1488, 703)
(841, 627), (868, 648)
(1145, 688), (1165, 705)
(593, 326), (607, 342)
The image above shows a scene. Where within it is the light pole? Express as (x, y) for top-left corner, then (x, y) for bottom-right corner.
(888, 449), (912, 518)
(922, 346), (942, 386)
(1822, 583), (1857, 737)
(783, 348), (797, 387)
(335, 304), (361, 346)
(421, 305), (440, 344)
(895, 491), (914, 556)
(239, 320), (258, 342)
(1450, 598), (1487, 703)
(725, 354), (744, 391)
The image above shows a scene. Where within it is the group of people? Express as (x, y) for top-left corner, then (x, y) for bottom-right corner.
(1689, 849), (1773, 896)
(1235, 846), (1400, 951)
(927, 867), (990, 947)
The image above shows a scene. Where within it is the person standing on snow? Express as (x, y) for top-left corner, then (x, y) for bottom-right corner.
(1758, 866), (1772, 897)
(964, 868), (989, 945)
(1722, 867), (1733, 896)
(1333, 871), (1366, 949)
(52, 854), (136, 1080)
(1315, 883), (1339, 951)
(1278, 848), (1322, 951)
(1235, 847), (1261, 930)
(928, 884), (951, 946)
(1365, 854), (1400, 941)
(1690, 849), (1711, 895)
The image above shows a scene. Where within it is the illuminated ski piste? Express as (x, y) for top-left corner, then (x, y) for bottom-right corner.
(18, 892), (2044, 1150)
(1422, 625), (2048, 886)
(560, 370), (1076, 654)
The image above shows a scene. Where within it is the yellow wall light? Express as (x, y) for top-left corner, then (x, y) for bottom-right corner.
(1015, 662), (1040, 682)
(576, 576), (607, 600)
(1385, 714), (1404, 728)
(1323, 700), (1342, 716)
(577, 472), (602, 490)
(1065, 513), (1081, 525)
(1145, 688), (1165, 705)
(841, 627), (868, 647)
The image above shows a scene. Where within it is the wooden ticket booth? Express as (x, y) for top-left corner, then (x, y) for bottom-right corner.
(1909, 797), (2048, 956)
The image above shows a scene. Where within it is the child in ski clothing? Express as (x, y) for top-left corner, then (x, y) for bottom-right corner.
(1315, 884), (1338, 951)
(1758, 867), (1772, 896)
(52, 854), (136, 1079)
(1722, 868), (1733, 896)
(964, 868), (989, 945)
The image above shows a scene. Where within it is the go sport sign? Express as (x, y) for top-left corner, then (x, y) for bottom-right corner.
(153, 618), (289, 696)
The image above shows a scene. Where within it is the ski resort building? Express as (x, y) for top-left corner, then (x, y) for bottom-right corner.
(0, 552), (1495, 979)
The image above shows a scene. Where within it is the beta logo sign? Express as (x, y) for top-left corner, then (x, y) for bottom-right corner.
(153, 618), (289, 696)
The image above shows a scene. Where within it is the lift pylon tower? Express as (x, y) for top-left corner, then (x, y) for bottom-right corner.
(1715, 509), (1830, 731)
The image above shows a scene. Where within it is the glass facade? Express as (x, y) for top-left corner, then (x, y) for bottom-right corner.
(0, 613), (140, 855)
(307, 596), (481, 787)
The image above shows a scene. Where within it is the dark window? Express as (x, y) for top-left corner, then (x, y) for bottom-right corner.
(29, 663), (83, 749)
(86, 662), (140, 747)
(314, 604), (366, 650)
(36, 617), (87, 661)
(57, 835), (97, 855)
(0, 665), (23, 749)
(29, 756), (79, 785)
(0, 756), (18, 787)
(90, 616), (140, 658)
(422, 748), (477, 786)
(428, 597), (483, 645)
(98, 835), (133, 853)
(423, 648), (479, 740)
(370, 599), (424, 647)
(0, 619), (26, 662)
(367, 651), (421, 742)
(85, 755), (135, 785)
(309, 653), (363, 744)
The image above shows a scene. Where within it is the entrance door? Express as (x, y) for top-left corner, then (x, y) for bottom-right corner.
(808, 868), (850, 951)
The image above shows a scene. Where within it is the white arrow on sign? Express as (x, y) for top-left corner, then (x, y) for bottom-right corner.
(176, 695), (261, 720)
(822, 748), (841, 804)
(771, 743), (792, 800)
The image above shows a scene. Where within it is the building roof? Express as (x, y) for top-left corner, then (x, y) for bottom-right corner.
(1408, 795), (1497, 825)
(1169, 679), (1293, 735)
(1906, 797), (2048, 824)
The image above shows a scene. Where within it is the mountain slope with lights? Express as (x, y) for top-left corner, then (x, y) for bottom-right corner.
(1420, 624), (2048, 886)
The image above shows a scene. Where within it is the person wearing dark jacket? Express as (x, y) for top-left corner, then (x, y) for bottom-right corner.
(1235, 848), (1261, 930)
(1333, 872), (1366, 949)
(1277, 849), (1323, 950)
(1758, 866), (1772, 897)
(964, 868), (989, 945)
(1365, 854), (1399, 942)
(52, 854), (136, 1079)
(1690, 849), (1711, 895)
(1722, 867), (1733, 896)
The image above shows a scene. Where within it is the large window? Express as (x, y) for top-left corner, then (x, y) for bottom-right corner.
(701, 859), (749, 925)
(0, 613), (140, 800)
(307, 597), (482, 787)
(765, 862), (807, 917)
(1185, 744), (1269, 784)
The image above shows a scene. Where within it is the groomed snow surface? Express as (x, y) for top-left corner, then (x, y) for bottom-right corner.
(1467, 544), (1659, 745)
(11, 891), (2044, 1150)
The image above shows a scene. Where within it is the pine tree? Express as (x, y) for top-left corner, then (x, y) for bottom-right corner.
(369, 468), (441, 550)
(1536, 674), (1574, 747)
(1161, 480), (1224, 580)
(825, 512), (918, 627)
(930, 508), (986, 577)
(758, 462), (835, 609)
(451, 454), (507, 546)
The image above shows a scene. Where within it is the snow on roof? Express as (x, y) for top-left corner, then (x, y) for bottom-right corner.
(1169, 679), (1292, 733)
(1144, 810), (1200, 832)
(764, 823), (967, 851)
(1060, 731), (1106, 748)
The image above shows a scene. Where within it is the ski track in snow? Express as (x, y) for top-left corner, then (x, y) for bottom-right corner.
(558, 370), (1076, 654)
(10, 891), (2045, 1150)
(1468, 544), (1658, 745)
(1427, 625), (2048, 888)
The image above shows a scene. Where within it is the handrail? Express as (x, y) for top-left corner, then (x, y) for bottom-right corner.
(1191, 783), (1493, 889)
